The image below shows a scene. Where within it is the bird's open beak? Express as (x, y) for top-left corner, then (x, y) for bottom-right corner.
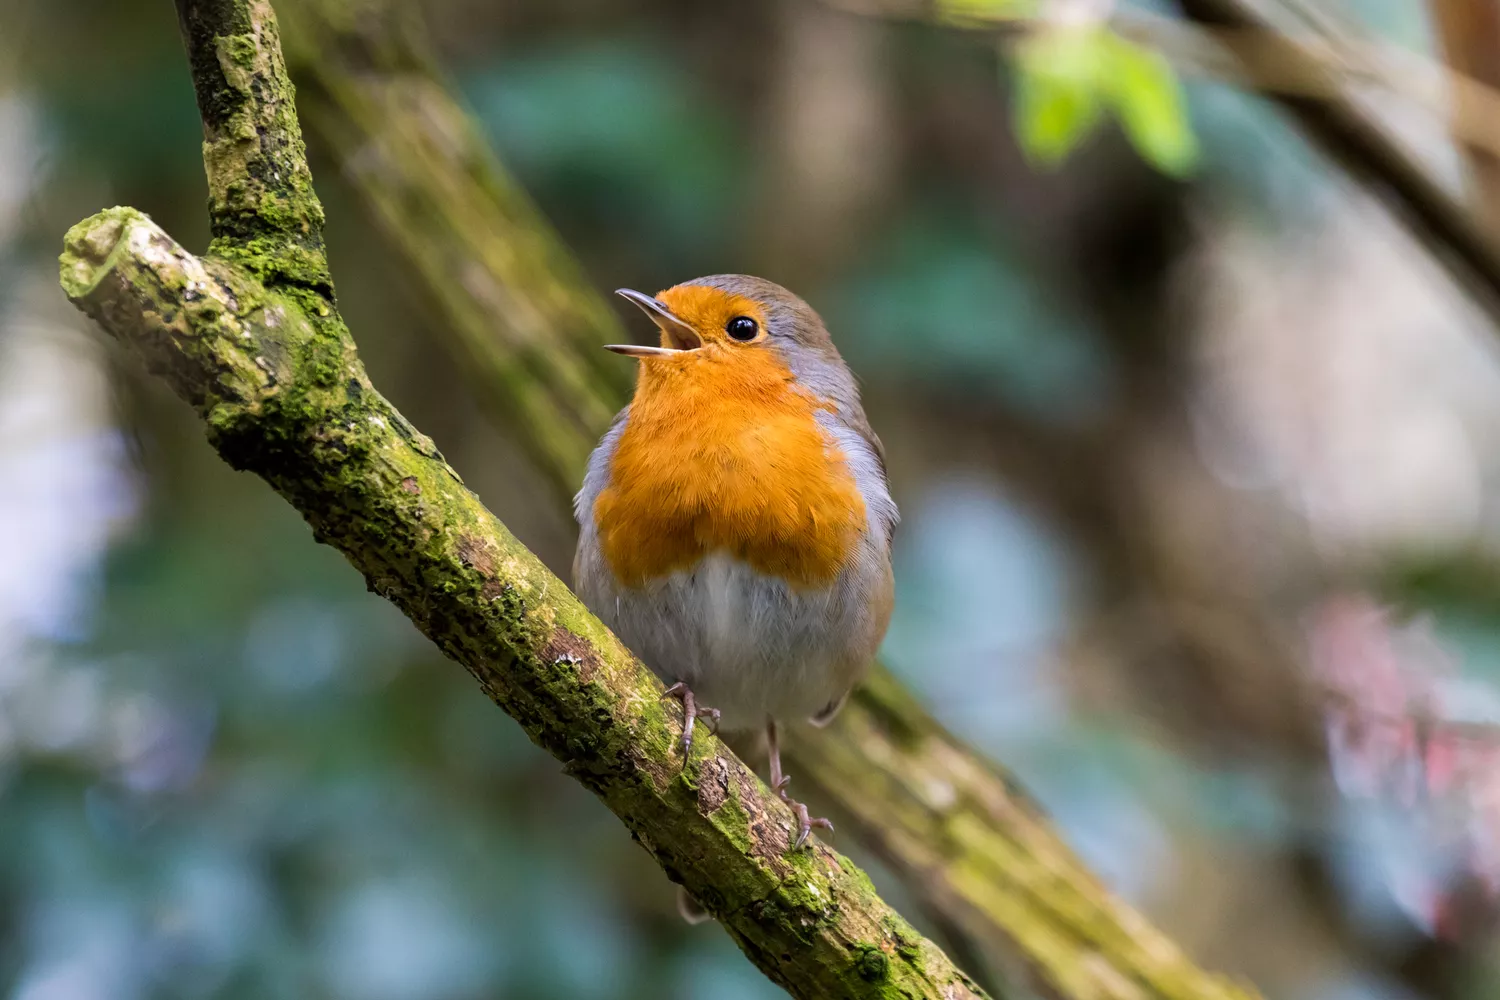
(607, 289), (703, 356)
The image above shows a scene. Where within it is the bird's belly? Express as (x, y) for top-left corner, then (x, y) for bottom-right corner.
(593, 550), (871, 731)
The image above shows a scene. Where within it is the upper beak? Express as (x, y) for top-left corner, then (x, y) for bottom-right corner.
(607, 288), (703, 357)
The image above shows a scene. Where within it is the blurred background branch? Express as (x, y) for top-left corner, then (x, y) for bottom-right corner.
(277, 0), (630, 501)
(1174, 0), (1500, 324)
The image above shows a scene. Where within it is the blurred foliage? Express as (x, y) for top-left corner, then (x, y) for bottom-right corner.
(1013, 26), (1198, 177)
(936, 0), (1198, 176)
(462, 41), (744, 270)
(829, 209), (1109, 419)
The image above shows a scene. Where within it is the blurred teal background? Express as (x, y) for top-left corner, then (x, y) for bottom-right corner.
(5, 1), (1500, 998)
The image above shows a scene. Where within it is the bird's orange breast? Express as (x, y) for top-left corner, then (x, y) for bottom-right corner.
(593, 345), (867, 590)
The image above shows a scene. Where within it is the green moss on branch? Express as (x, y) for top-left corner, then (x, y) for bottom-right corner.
(275, 0), (629, 497)
(174, 0), (330, 292)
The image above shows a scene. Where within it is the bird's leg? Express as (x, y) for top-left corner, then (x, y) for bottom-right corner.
(765, 717), (833, 850)
(661, 682), (720, 756)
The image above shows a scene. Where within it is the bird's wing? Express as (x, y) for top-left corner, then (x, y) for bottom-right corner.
(573, 404), (631, 527)
(821, 406), (898, 552)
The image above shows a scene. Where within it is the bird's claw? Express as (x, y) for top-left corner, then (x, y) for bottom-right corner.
(790, 799), (834, 850)
(772, 773), (829, 849)
(662, 682), (718, 758)
(763, 717), (831, 850)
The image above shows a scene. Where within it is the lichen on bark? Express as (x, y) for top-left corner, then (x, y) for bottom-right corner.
(176, 0), (330, 293)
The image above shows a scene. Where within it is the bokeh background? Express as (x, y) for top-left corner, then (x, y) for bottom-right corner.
(5, 0), (1500, 997)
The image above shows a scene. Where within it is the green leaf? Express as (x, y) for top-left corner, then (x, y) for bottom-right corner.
(1012, 28), (1109, 168)
(1101, 34), (1199, 176)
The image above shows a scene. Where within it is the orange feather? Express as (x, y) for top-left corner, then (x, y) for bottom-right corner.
(592, 287), (867, 590)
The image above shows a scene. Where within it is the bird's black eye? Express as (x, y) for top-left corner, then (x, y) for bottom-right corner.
(726, 316), (759, 342)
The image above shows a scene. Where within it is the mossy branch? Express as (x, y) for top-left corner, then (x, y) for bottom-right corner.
(276, 0), (630, 497)
(60, 2), (989, 997)
(790, 673), (1261, 1000)
(265, 4), (1266, 998)
(175, 0), (330, 293)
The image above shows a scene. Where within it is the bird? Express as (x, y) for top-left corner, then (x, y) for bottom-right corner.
(572, 274), (897, 862)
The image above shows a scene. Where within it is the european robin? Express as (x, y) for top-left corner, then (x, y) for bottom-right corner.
(573, 275), (898, 861)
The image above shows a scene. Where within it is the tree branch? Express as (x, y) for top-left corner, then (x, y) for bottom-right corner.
(787, 670), (1261, 1000)
(174, 0), (330, 294)
(832, 0), (1500, 331)
(274, 0), (630, 499)
(1429, 0), (1500, 232)
(1174, 0), (1500, 327)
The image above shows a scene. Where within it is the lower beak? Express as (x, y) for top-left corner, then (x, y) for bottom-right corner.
(608, 288), (703, 356)
(603, 344), (685, 358)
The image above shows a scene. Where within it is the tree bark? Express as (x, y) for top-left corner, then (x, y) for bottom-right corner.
(272, 0), (629, 500)
(57, 1), (1264, 998)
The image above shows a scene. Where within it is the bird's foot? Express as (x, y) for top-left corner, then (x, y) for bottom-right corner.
(661, 682), (720, 757)
(783, 794), (834, 851)
(765, 716), (832, 850)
